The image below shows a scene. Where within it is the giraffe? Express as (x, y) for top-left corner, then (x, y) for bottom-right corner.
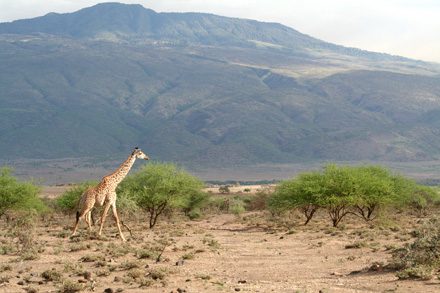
(71, 147), (149, 241)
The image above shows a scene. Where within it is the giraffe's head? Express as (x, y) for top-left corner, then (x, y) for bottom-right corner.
(132, 147), (149, 160)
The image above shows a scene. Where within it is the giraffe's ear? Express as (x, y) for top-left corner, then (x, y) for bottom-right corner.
(134, 147), (139, 150)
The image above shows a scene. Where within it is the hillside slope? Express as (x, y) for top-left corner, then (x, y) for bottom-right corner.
(1, 3), (440, 166)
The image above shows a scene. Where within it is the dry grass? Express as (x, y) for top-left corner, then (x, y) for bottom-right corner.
(0, 207), (440, 292)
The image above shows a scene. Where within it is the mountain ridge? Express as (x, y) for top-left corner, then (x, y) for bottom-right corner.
(1, 3), (440, 166)
(0, 2), (434, 66)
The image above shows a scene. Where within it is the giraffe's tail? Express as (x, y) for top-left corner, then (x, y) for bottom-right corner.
(76, 211), (80, 223)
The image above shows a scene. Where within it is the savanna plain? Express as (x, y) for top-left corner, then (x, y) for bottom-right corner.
(2, 183), (440, 293)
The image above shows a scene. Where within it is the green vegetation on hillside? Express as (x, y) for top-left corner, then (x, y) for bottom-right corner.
(1, 3), (440, 165)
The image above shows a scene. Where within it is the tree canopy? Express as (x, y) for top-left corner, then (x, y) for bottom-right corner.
(269, 164), (436, 227)
(118, 163), (204, 228)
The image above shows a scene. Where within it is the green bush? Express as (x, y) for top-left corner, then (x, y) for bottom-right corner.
(229, 197), (246, 215)
(205, 196), (230, 213)
(389, 217), (440, 280)
(218, 186), (230, 194)
(0, 167), (47, 216)
(118, 163), (203, 228)
(392, 175), (440, 214)
(182, 192), (210, 219)
(116, 193), (141, 218)
(409, 186), (440, 216)
(55, 182), (96, 214)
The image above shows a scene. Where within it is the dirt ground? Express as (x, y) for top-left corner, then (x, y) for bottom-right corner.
(1, 192), (440, 292)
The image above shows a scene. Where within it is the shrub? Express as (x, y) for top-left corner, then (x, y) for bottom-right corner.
(247, 191), (270, 211)
(218, 185), (230, 194)
(182, 192), (209, 219)
(206, 197), (230, 213)
(9, 210), (39, 255)
(41, 268), (63, 282)
(148, 268), (167, 280)
(118, 163), (203, 228)
(136, 248), (157, 260)
(390, 175), (440, 216)
(116, 193), (140, 218)
(388, 217), (440, 280)
(396, 267), (434, 280)
(0, 167), (46, 216)
(56, 182), (96, 214)
(408, 186), (440, 216)
(60, 279), (83, 292)
(229, 197), (246, 215)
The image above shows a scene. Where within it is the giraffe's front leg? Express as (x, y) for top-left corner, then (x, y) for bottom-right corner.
(111, 203), (126, 242)
(98, 202), (111, 236)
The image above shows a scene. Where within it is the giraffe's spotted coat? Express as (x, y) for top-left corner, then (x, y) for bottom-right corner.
(72, 148), (149, 241)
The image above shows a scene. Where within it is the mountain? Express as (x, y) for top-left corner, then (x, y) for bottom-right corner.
(1, 2), (440, 167)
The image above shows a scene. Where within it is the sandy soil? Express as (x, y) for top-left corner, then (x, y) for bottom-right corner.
(1, 205), (439, 293)
(40, 186), (72, 199)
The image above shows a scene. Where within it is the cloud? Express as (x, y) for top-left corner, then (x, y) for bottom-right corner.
(0, 0), (439, 62)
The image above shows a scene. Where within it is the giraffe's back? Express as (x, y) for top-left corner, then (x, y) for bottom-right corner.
(77, 187), (97, 213)
(95, 178), (116, 206)
(79, 187), (95, 209)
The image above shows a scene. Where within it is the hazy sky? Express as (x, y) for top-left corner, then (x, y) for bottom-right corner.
(1, 0), (439, 63)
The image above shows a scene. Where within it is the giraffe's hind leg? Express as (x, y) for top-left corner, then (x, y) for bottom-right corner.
(71, 191), (95, 236)
(85, 211), (92, 231)
(72, 209), (91, 236)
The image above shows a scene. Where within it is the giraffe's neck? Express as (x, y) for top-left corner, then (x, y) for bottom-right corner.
(106, 154), (136, 187)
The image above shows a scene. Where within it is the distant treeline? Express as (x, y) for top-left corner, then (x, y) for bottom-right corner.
(417, 178), (440, 186)
(207, 178), (440, 187)
(205, 180), (278, 186)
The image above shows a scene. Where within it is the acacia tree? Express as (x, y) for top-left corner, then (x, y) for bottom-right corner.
(270, 164), (402, 227)
(270, 164), (438, 228)
(351, 166), (396, 221)
(269, 165), (356, 227)
(119, 163), (203, 228)
(319, 164), (358, 227)
(269, 171), (323, 225)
